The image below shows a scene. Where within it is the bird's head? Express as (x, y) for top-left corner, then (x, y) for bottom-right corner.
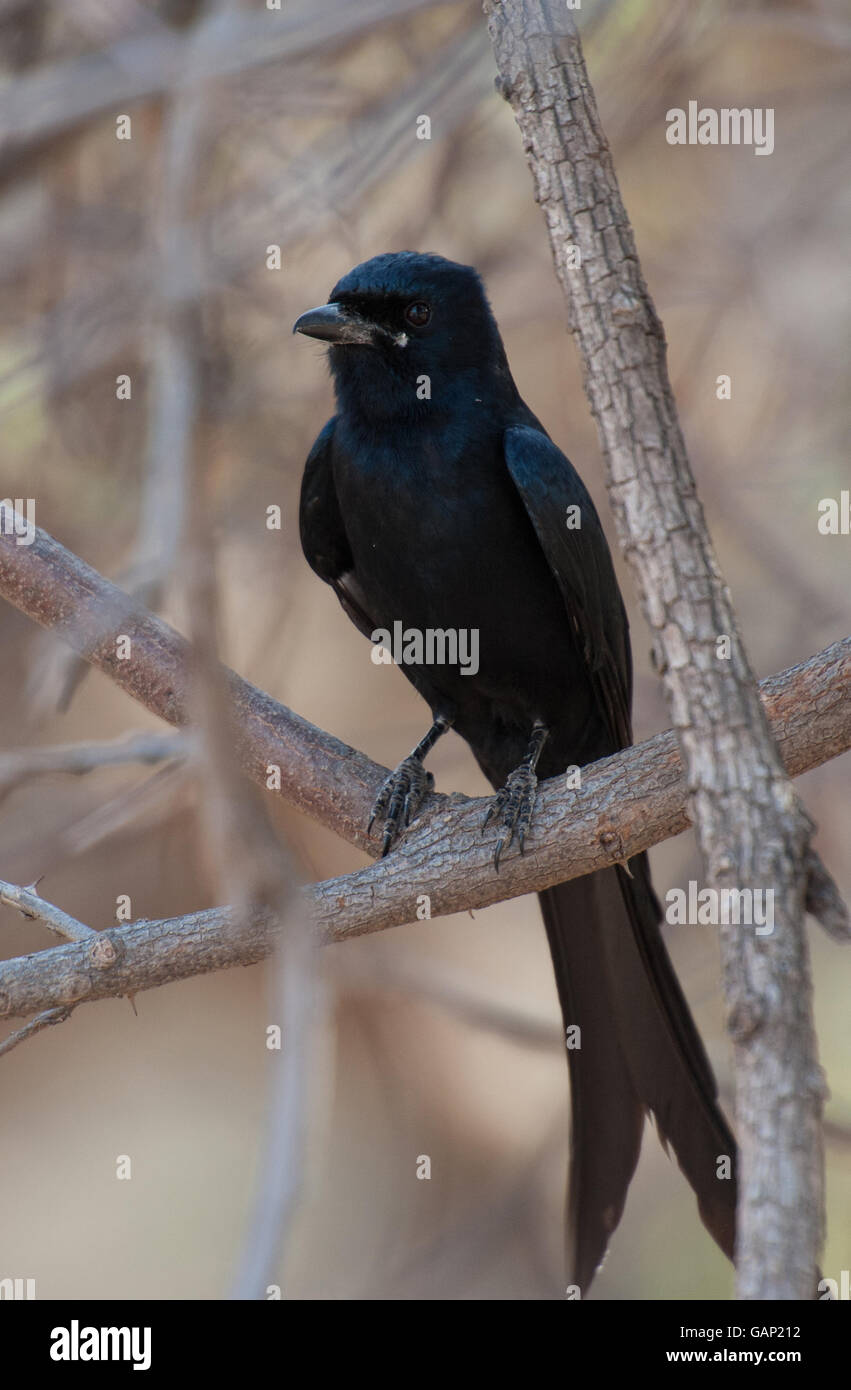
(293, 251), (515, 423)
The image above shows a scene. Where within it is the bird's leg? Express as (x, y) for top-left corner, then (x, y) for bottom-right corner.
(368, 714), (453, 857)
(482, 720), (549, 871)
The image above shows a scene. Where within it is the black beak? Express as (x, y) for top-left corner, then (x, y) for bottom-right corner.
(292, 302), (374, 345)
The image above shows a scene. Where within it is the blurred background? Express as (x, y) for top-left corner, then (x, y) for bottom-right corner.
(0, 0), (848, 1300)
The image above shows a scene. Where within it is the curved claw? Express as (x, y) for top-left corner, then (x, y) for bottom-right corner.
(481, 794), (502, 833)
(483, 764), (538, 871)
(369, 756), (434, 856)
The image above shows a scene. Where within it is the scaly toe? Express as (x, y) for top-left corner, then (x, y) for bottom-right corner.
(369, 757), (433, 854)
(484, 765), (538, 868)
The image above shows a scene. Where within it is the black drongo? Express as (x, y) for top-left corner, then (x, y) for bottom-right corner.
(295, 251), (736, 1291)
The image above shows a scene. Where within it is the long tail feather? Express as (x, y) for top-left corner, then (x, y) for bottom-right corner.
(540, 860), (737, 1291)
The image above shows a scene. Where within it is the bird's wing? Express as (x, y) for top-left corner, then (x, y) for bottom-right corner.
(298, 416), (379, 641)
(503, 423), (633, 750)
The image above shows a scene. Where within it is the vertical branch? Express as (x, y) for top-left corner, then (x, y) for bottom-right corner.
(486, 0), (831, 1298)
(155, 3), (321, 1296)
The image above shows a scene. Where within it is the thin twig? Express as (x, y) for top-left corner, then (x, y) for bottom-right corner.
(0, 0), (443, 171)
(0, 1005), (77, 1060)
(0, 878), (98, 942)
(0, 731), (188, 798)
(0, 624), (848, 1022)
(1, 511), (849, 864)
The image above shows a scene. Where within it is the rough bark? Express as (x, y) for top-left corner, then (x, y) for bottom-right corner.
(0, 510), (385, 849)
(0, 636), (848, 1024)
(485, 0), (838, 1299)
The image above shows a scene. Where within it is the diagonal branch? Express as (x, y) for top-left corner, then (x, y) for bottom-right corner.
(1, 507), (849, 878)
(0, 878), (99, 943)
(0, 1006), (78, 1061)
(0, 632), (848, 1024)
(485, 0), (843, 1299)
(0, 0), (442, 175)
(0, 731), (188, 799)
(0, 507), (385, 849)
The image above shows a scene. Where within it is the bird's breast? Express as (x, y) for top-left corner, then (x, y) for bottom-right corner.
(330, 428), (589, 731)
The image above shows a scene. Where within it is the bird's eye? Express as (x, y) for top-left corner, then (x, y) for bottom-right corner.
(404, 301), (431, 328)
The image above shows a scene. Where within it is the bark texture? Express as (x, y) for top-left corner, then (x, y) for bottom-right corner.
(485, 0), (837, 1298)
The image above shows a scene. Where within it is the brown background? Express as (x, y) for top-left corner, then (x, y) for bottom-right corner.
(0, 0), (848, 1299)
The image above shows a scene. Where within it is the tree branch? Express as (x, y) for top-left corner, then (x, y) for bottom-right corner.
(0, 877), (99, 943)
(0, 731), (188, 799)
(485, 0), (842, 1298)
(0, 633), (848, 1024)
(0, 1006), (77, 1060)
(0, 506), (386, 850)
(0, 0), (440, 175)
(1, 503), (849, 874)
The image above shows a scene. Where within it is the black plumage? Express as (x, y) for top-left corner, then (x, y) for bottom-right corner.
(295, 251), (737, 1290)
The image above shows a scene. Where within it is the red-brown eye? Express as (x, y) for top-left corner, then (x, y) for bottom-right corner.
(404, 301), (431, 327)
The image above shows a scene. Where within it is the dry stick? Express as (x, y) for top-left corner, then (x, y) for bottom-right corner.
(0, 636), (848, 1023)
(0, 878), (99, 943)
(0, 0), (441, 171)
(0, 1006), (77, 1060)
(485, 0), (841, 1299)
(149, 9), (320, 1299)
(0, 512), (385, 850)
(0, 731), (188, 798)
(15, 24), (491, 408)
(1, 511), (849, 892)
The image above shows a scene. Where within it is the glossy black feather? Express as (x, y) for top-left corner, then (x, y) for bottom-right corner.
(297, 251), (737, 1291)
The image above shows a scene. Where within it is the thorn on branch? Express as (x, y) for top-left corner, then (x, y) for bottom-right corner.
(805, 850), (850, 942)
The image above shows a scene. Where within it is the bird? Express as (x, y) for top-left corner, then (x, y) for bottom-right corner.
(294, 250), (737, 1292)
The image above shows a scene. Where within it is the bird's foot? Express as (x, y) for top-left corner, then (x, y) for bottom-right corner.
(368, 756), (434, 857)
(482, 764), (539, 871)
